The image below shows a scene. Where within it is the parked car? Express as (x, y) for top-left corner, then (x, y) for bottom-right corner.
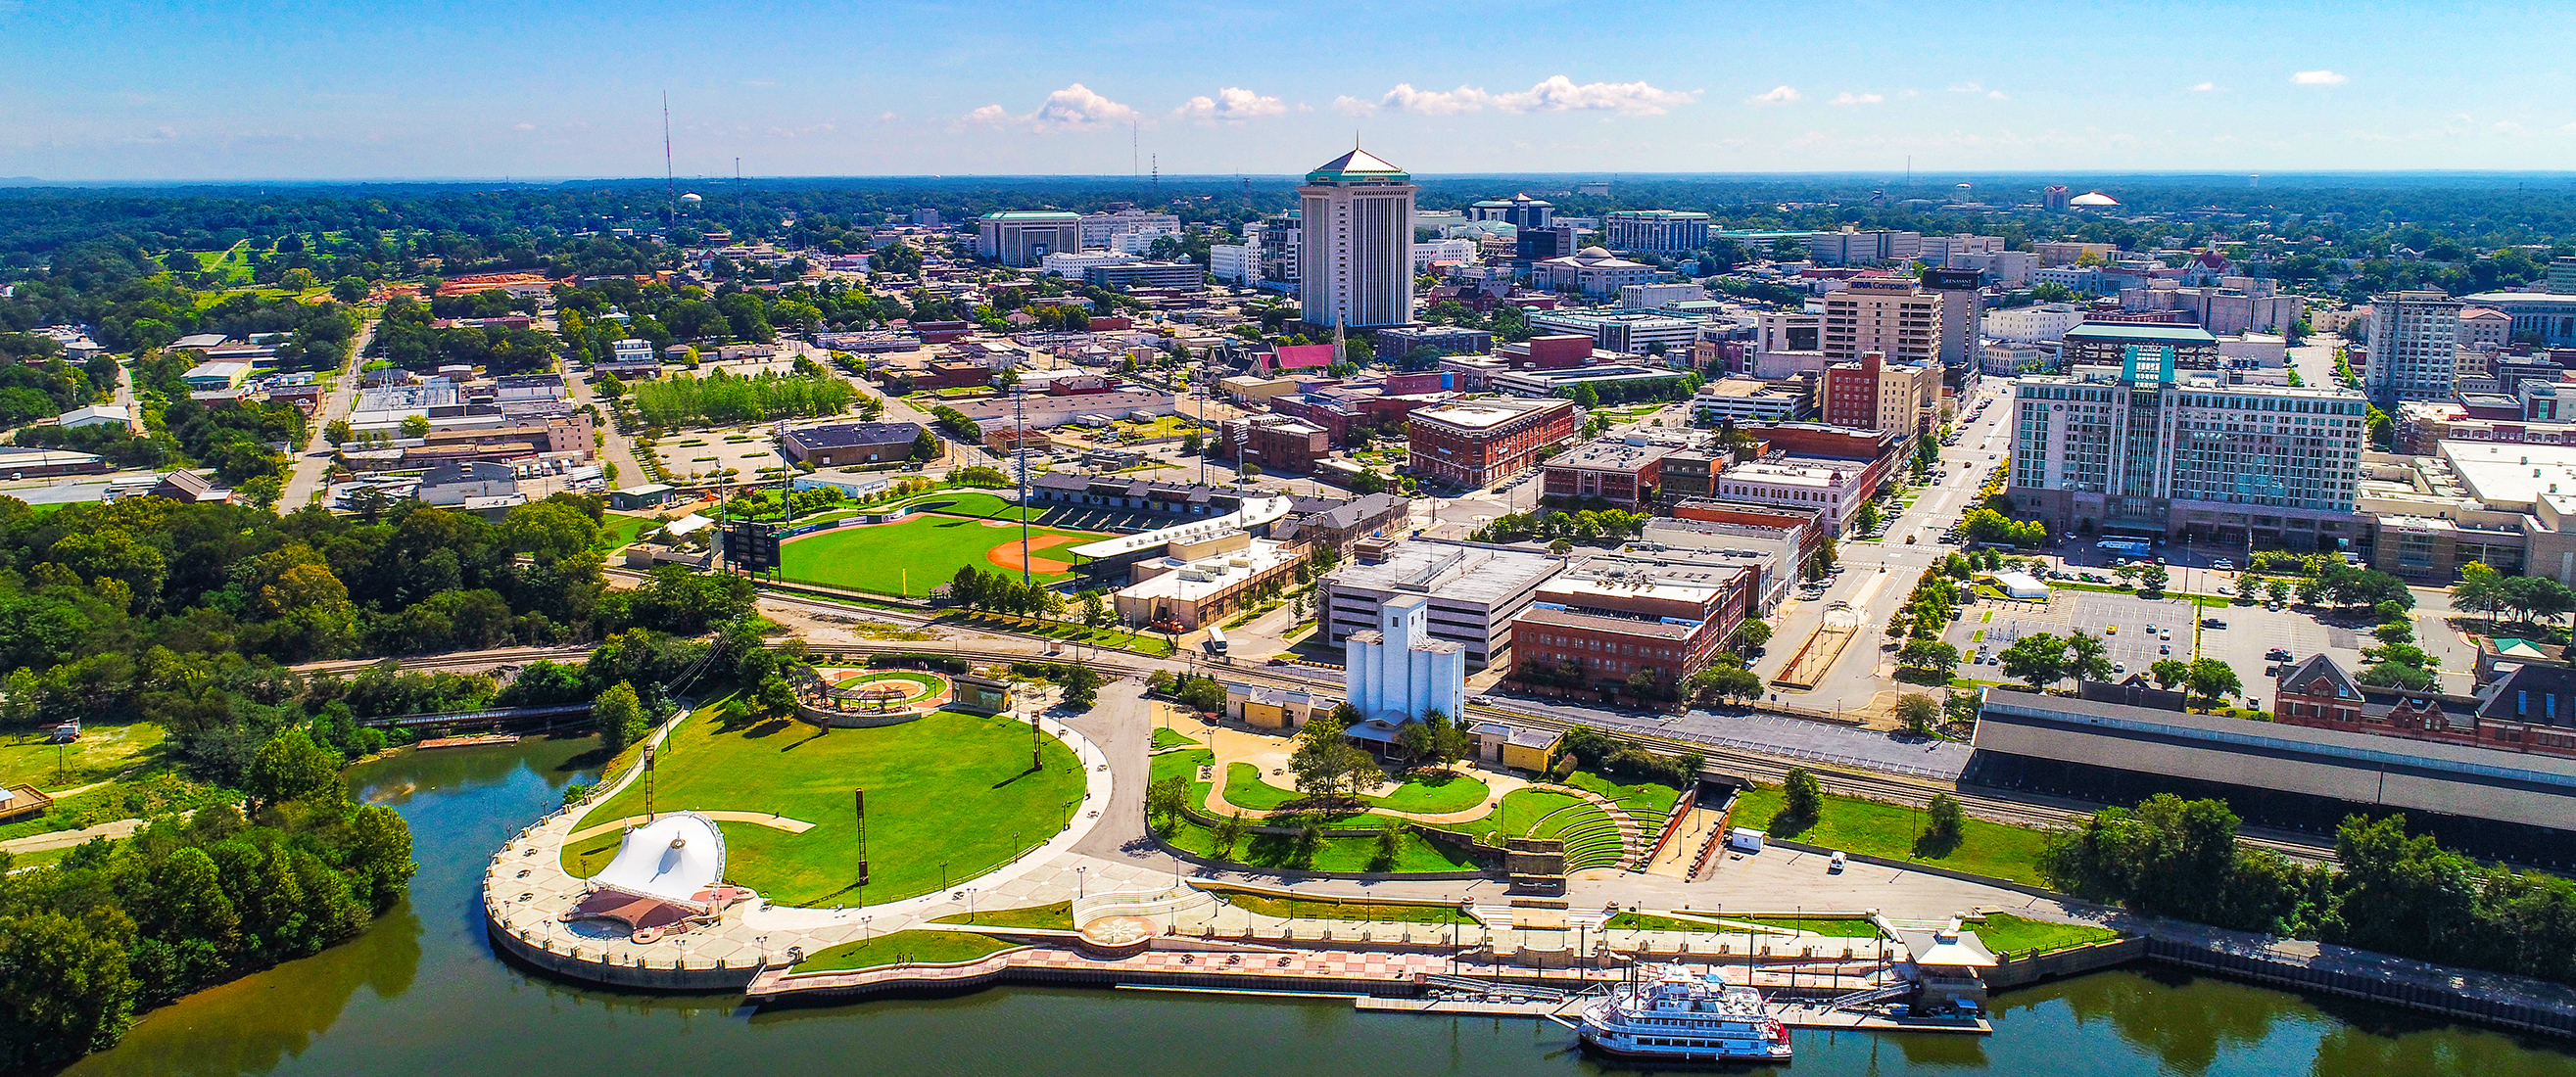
(2203, 618), (2227, 629)
(1829, 851), (1847, 872)
(2212, 558), (2235, 570)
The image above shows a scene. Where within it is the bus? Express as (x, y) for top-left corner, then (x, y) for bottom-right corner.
(1203, 625), (1228, 655)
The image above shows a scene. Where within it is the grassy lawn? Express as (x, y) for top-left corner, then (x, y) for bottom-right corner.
(1561, 772), (1683, 817)
(935, 611), (1176, 656)
(1451, 789), (1587, 844)
(1153, 748), (1215, 808)
(1361, 770), (1490, 815)
(798, 929), (1015, 971)
(1218, 892), (1475, 924)
(778, 512), (1108, 596)
(933, 900), (1073, 930)
(0, 721), (169, 790)
(565, 708), (1084, 906)
(1160, 815), (1480, 874)
(1749, 916), (1883, 938)
(1150, 728), (1200, 750)
(1222, 763), (1304, 811)
(1732, 785), (2053, 888)
(600, 513), (663, 548)
(1974, 913), (2120, 955)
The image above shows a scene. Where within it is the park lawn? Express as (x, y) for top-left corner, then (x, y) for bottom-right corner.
(798, 929), (1016, 971)
(1222, 763), (1304, 811)
(1153, 748), (1215, 808)
(778, 512), (1107, 596)
(1452, 789), (1587, 844)
(1732, 785), (2053, 888)
(1975, 913), (2119, 955)
(933, 900), (1073, 930)
(1607, 912), (1731, 933)
(0, 720), (170, 790)
(1561, 772), (1683, 816)
(1150, 728), (1199, 750)
(1218, 892), (1476, 924)
(565, 709), (1084, 907)
(1160, 816), (1480, 874)
(1361, 770), (1491, 815)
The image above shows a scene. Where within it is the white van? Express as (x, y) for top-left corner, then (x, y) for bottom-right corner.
(1727, 827), (1765, 854)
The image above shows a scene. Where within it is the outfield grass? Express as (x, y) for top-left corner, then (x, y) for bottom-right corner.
(1975, 913), (2120, 955)
(779, 511), (1108, 596)
(1732, 785), (2054, 887)
(933, 900), (1073, 930)
(565, 709), (1084, 906)
(1218, 892), (1476, 924)
(799, 929), (1014, 971)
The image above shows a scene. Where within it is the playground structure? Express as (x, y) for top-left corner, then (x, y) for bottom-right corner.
(1773, 602), (1858, 689)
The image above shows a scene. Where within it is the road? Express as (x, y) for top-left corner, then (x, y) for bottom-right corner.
(280, 317), (376, 508)
(563, 361), (650, 489)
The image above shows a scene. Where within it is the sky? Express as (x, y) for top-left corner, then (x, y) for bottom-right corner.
(6, 0), (2576, 181)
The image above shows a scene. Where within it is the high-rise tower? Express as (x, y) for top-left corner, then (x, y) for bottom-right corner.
(1297, 145), (1416, 332)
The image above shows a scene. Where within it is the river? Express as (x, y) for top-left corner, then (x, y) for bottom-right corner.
(56, 735), (2576, 1077)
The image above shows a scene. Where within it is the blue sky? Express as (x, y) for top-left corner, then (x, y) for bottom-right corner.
(6, 0), (2574, 180)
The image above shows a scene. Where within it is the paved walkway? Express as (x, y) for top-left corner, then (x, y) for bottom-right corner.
(0, 816), (149, 855)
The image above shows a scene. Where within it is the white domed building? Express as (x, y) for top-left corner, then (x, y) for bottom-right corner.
(1531, 245), (1660, 298)
(2067, 191), (2120, 211)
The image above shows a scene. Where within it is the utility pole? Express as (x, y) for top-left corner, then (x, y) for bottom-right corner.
(662, 92), (677, 214)
(1016, 386), (1030, 585)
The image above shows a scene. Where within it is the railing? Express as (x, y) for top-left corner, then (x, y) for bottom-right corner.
(363, 702), (595, 729)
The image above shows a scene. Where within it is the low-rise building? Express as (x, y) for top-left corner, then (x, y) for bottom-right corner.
(1688, 377), (1807, 425)
(1528, 246), (1660, 298)
(1709, 456), (1880, 535)
(2275, 654), (2576, 760)
(418, 460), (520, 508)
(1217, 415), (1329, 475)
(1511, 558), (1753, 696)
(780, 421), (929, 467)
(1526, 308), (1702, 357)
(1406, 398), (1580, 488)
(1319, 538), (1562, 668)
(1111, 531), (1307, 631)
(1541, 441), (1667, 510)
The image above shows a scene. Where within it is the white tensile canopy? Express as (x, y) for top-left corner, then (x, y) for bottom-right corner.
(590, 812), (728, 912)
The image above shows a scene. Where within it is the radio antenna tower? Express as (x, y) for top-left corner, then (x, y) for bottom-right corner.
(662, 92), (677, 210)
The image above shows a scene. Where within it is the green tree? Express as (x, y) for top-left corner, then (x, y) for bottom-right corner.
(594, 680), (644, 757)
(1145, 774), (1190, 834)
(1061, 662), (1102, 710)
(1896, 693), (1939, 736)
(400, 415), (431, 439)
(1998, 632), (2068, 689)
(910, 428), (941, 461)
(2148, 658), (2191, 690)
(0, 910), (139, 1068)
(1369, 822), (1404, 871)
(245, 728), (345, 815)
(1735, 619), (1773, 651)
(1922, 793), (1965, 854)
(2184, 657), (2245, 711)
(323, 419), (353, 445)
(1213, 811), (1246, 859)
(1289, 707), (1375, 800)
(1781, 767), (1823, 828)
(330, 276), (368, 304)
(1898, 639), (1961, 679)
(2064, 630), (2114, 682)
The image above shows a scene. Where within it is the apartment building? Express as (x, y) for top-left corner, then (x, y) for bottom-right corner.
(1078, 209), (1180, 249)
(2008, 345), (2367, 550)
(1512, 565), (1752, 696)
(1804, 229), (1923, 266)
(1984, 303), (2086, 344)
(1540, 441), (1668, 510)
(2362, 291), (2465, 403)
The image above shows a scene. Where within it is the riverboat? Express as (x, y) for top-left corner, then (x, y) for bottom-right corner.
(1575, 965), (1791, 1064)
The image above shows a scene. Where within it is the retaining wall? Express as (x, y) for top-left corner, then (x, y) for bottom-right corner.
(484, 910), (761, 992)
(1982, 937), (2144, 990)
(2144, 936), (2576, 1040)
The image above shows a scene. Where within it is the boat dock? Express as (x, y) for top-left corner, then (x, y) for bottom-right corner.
(1349, 994), (1989, 1035)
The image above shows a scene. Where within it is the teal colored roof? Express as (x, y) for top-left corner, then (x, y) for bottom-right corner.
(2064, 323), (2219, 344)
(1307, 147), (1408, 182)
(980, 211), (1080, 221)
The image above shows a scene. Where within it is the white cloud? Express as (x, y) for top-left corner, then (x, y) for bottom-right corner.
(1988, 90), (2010, 101)
(1748, 85), (1801, 105)
(1374, 75), (1696, 117)
(879, 111), (896, 121)
(1330, 95), (1376, 117)
(2292, 70), (2348, 86)
(1830, 92), (1885, 107)
(964, 83), (1139, 132)
(2188, 81), (2219, 92)
(1947, 81), (1985, 94)
(767, 122), (835, 139)
(512, 122), (536, 131)
(1174, 86), (1287, 124)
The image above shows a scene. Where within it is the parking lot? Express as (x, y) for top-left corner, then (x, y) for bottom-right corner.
(1950, 587), (2370, 708)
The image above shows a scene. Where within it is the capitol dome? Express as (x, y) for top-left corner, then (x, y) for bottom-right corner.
(1579, 245), (1612, 258)
(2068, 191), (2119, 208)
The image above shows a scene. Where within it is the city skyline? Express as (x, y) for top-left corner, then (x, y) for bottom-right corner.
(9, 0), (2576, 180)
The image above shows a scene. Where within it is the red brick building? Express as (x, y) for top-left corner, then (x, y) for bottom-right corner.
(1218, 415), (1330, 475)
(1541, 441), (1667, 510)
(1406, 398), (1580, 488)
(2274, 654), (2576, 759)
(1510, 568), (1754, 695)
